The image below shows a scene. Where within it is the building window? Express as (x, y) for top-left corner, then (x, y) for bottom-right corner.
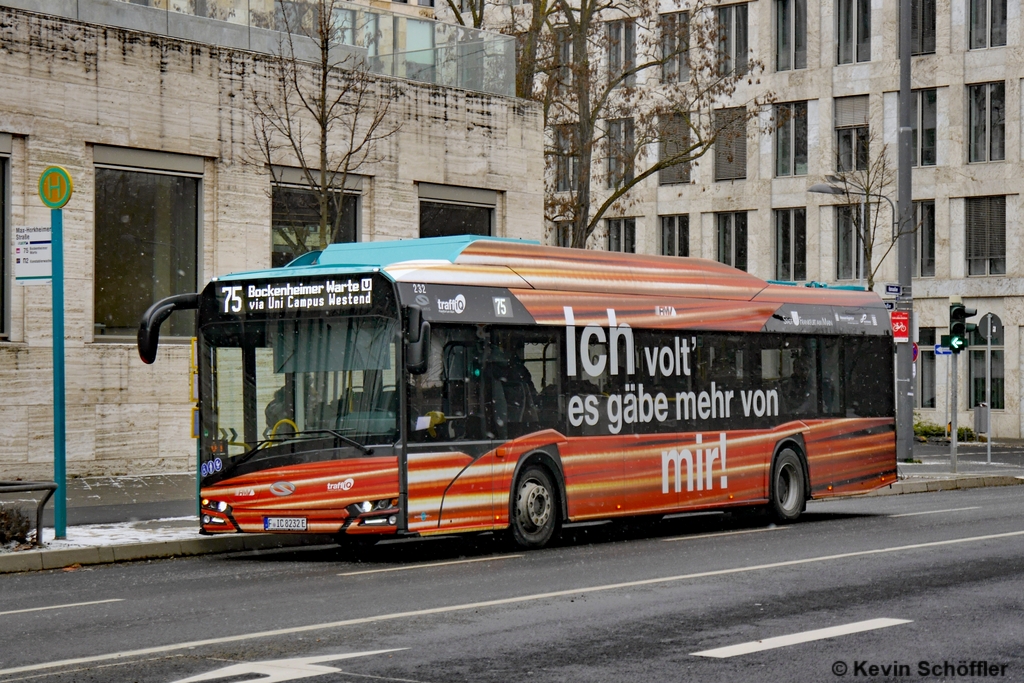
(553, 27), (572, 94)
(837, 0), (870, 64)
(835, 95), (869, 172)
(969, 315), (1003, 410)
(717, 4), (749, 76)
(420, 202), (492, 238)
(716, 212), (747, 271)
(910, 0), (936, 54)
(661, 215), (689, 256)
(968, 82), (1005, 163)
(775, 208), (806, 281)
(554, 221), (572, 248)
(608, 19), (636, 87)
(661, 11), (689, 83)
(94, 167), (199, 337)
(970, 0), (1007, 49)
(835, 205), (864, 281)
(271, 186), (357, 268)
(911, 89), (937, 167)
(404, 19), (436, 83)
(715, 107), (747, 181)
(608, 218), (636, 253)
(965, 195), (1005, 276)
(553, 124), (577, 193)
(913, 200), (936, 277)
(775, 101), (808, 177)
(917, 328), (936, 409)
(659, 113), (691, 185)
(607, 118), (635, 187)
(776, 0), (807, 70)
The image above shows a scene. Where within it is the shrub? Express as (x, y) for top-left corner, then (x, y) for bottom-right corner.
(0, 504), (31, 544)
(914, 418), (946, 438)
(914, 418), (976, 442)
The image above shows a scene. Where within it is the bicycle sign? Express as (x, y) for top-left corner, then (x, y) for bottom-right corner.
(890, 310), (909, 343)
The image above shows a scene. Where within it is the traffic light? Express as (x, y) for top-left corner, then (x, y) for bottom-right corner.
(947, 300), (977, 353)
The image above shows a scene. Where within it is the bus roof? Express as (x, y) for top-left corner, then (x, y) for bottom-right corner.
(218, 236), (881, 308)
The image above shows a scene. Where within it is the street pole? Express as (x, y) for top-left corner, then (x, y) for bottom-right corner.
(860, 197), (867, 288)
(52, 207), (66, 538)
(986, 314), (992, 464)
(950, 351), (958, 473)
(38, 166), (73, 540)
(895, 0), (915, 463)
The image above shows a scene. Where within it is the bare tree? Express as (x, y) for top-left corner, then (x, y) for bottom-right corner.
(519, 0), (772, 248)
(819, 135), (911, 291)
(249, 0), (401, 254)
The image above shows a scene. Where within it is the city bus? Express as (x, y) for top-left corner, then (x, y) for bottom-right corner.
(138, 235), (896, 549)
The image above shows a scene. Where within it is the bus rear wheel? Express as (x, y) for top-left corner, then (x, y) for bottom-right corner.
(770, 448), (806, 523)
(511, 465), (560, 549)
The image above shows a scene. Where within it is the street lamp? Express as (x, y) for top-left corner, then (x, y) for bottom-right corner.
(808, 182), (898, 289)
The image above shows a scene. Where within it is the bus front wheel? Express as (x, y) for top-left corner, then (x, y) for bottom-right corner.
(770, 448), (806, 523)
(511, 465), (560, 548)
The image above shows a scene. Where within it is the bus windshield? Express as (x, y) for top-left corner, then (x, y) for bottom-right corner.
(200, 315), (400, 473)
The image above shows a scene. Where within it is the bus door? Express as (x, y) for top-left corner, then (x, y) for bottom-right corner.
(406, 328), (498, 534)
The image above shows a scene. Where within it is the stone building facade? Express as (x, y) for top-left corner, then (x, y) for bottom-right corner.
(0, 2), (543, 479)
(438, 0), (1024, 440)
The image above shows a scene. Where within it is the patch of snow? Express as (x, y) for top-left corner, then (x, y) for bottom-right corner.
(0, 517), (203, 552)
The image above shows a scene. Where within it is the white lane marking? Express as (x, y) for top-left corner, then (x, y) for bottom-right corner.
(662, 527), (789, 542)
(0, 599), (124, 617)
(339, 554), (523, 576)
(691, 618), (912, 658)
(171, 649), (405, 683)
(889, 506), (981, 518)
(2, 529), (1023, 676)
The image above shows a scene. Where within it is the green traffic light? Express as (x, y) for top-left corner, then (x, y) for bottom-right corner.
(948, 302), (978, 352)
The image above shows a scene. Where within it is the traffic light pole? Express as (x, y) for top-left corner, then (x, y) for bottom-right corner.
(895, 0), (915, 464)
(950, 351), (958, 473)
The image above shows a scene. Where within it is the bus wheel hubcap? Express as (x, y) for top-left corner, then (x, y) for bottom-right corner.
(778, 464), (796, 510)
(518, 481), (551, 530)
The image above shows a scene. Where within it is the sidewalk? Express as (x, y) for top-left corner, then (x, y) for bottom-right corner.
(2, 448), (1023, 574)
(0, 474), (335, 574)
(881, 439), (1024, 493)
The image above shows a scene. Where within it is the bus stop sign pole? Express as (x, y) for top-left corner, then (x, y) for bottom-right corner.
(39, 166), (73, 540)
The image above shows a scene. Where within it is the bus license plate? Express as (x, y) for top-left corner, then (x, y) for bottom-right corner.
(263, 517), (307, 531)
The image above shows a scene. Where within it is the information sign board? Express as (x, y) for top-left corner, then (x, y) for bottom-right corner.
(13, 225), (52, 282)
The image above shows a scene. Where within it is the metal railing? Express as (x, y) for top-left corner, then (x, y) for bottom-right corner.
(0, 481), (57, 547)
(1, 0), (516, 97)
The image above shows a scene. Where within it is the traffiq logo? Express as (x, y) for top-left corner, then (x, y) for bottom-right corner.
(437, 294), (466, 314)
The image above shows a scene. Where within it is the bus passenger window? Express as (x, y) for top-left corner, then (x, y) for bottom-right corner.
(819, 338), (844, 416)
(490, 331), (563, 437)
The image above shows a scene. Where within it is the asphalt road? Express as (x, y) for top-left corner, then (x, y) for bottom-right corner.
(1, 486), (1022, 683)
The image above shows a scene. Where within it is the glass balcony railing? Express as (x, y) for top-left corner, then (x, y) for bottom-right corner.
(25, 0), (516, 97)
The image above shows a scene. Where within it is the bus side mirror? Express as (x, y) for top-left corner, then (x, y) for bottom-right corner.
(138, 292), (200, 364)
(405, 307), (430, 375)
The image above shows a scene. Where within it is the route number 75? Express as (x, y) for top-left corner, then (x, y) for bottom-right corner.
(222, 286), (242, 313)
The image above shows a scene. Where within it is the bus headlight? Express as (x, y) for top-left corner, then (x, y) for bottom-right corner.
(359, 501), (373, 513)
(202, 499), (230, 513)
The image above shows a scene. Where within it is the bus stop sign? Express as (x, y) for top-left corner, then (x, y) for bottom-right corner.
(38, 166), (73, 209)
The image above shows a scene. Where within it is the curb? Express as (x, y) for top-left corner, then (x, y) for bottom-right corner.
(0, 533), (336, 575)
(869, 474), (1024, 496)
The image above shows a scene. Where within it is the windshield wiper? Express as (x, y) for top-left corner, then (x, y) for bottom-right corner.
(292, 430), (374, 455)
(229, 430), (373, 469)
